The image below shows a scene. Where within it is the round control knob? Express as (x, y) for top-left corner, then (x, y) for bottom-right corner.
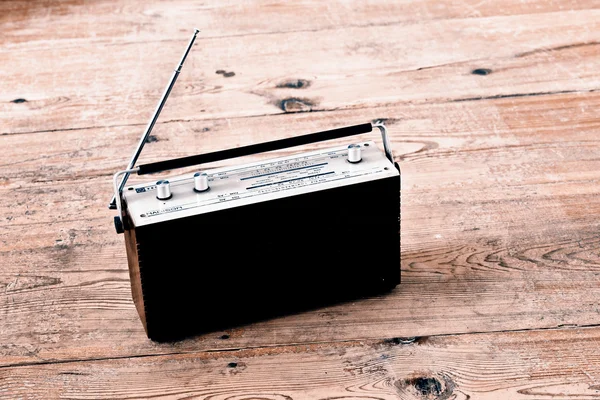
(347, 144), (362, 163)
(194, 172), (209, 192)
(156, 180), (172, 200)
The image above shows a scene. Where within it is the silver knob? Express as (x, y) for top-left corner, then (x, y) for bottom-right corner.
(194, 172), (209, 192)
(347, 144), (362, 163)
(156, 180), (172, 200)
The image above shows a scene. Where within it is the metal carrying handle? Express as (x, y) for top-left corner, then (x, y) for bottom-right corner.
(373, 121), (394, 163)
(113, 167), (140, 232)
(135, 122), (395, 175)
(111, 121), (395, 231)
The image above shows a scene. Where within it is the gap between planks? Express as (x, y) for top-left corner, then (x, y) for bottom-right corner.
(2, 322), (599, 371)
(2, 87), (598, 137)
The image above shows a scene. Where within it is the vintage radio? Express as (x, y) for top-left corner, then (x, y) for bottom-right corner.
(110, 30), (401, 341)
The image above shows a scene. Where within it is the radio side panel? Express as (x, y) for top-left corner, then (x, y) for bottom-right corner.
(125, 174), (400, 341)
(123, 219), (148, 333)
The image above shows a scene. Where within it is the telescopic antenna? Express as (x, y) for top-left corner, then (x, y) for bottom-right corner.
(108, 29), (200, 209)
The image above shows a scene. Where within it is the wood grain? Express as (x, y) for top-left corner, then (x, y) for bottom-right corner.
(2, 0), (600, 397)
(3, 326), (600, 399)
(2, 7), (600, 134)
(3, 0), (596, 47)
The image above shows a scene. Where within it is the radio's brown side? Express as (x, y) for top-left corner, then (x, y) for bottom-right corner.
(123, 209), (148, 334)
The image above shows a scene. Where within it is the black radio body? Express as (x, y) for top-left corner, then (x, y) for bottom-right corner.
(110, 31), (400, 341)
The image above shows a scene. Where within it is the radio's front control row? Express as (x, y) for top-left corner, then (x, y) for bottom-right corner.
(155, 172), (209, 200)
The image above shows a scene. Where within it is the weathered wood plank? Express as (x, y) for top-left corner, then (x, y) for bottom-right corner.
(2, 326), (600, 399)
(1, 92), (599, 367)
(2, 10), (600, 134)
(2, 0), (597, 48)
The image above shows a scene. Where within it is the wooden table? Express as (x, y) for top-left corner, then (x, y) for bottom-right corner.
(2, 1), (600, 398)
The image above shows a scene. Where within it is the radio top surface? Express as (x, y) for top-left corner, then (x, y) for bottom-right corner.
(123, 141), (399, 227)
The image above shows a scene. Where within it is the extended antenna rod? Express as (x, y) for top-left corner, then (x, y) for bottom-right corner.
(109, 29), (200, 209)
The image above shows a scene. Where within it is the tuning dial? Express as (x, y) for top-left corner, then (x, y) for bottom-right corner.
(347, 144), (362, 163)
(156, 180), (172, 200)
(194, 172), (209, 192)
